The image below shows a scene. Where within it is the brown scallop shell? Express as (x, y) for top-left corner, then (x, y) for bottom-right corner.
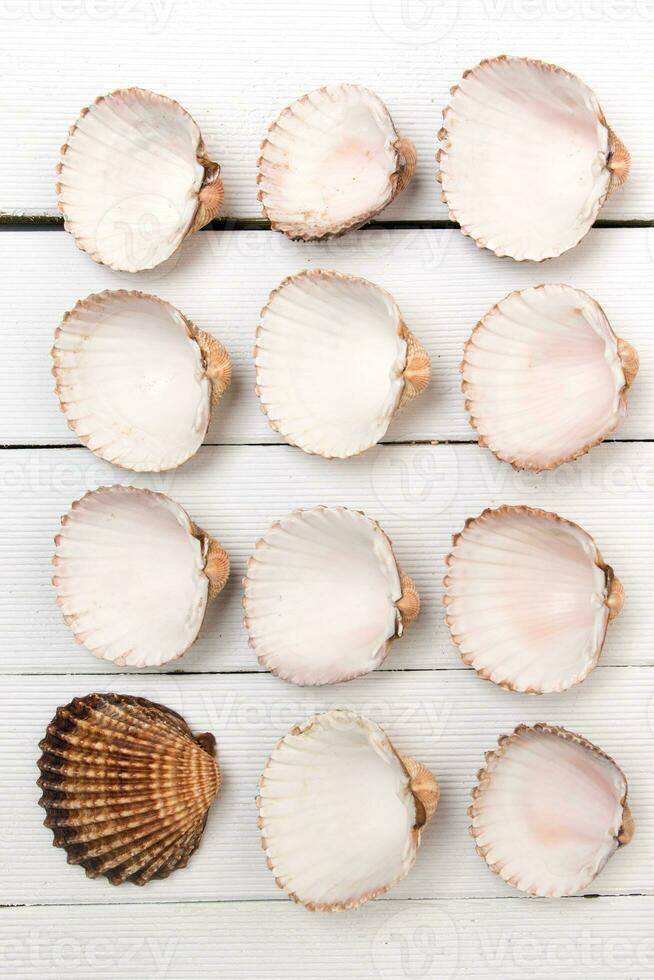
(37, 693), (220, 885)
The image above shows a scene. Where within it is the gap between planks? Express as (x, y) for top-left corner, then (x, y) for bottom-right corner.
(2, 218), (654, 229)
(1, 437), (653, 451)
(1, 892), (650, 909)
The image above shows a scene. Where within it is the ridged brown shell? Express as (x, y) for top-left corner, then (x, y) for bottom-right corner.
(37, 693), (220, 885)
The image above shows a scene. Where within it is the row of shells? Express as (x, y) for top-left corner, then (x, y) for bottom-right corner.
(52, 279), (638, 472)
(56, 57), (629, 272)
(41, 55), (636, 911)
(37, 696), (633, 905)
(54, 489), (623, 696)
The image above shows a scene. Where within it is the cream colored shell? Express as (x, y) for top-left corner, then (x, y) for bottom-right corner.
(56, 87), (223, 272)
(257, 709), (439, 910)
(444, 506), (623, 694)
(470, 724), (633, 897)
(462, 284), (638, 470)
(53, 486), (229, 667)
(52, 290), (231, 473)
(255, 270), (430, 458)
(258, 84), (415, 240)
(437, 56), (629, 261)
(243, 506), (420, 685)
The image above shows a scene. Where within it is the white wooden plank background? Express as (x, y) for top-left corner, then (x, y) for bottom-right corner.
(1, 227), (653, 446)
(3, 898), (654, 979)
(2, 2), (654, 978)
(0, 0), (653, 222)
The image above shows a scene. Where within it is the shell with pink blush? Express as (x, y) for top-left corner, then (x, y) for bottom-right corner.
(444, 506), (623, 694)
(470, 724), (633, 897)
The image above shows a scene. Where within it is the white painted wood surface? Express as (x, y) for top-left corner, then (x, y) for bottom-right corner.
(1, 227), (653, 446)
(2, 898), (654, 979)
(2, 2), (654, 978)
(0, 0), (653, 221)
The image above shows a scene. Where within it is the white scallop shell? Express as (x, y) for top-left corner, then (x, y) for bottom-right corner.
(255, 270), (430, 458)
(462, 284), (638, 470)
(257, 84), (415, 240)
(257, 710), (439, 910)
(53, 486), (229, 667)
(470, 724), (633, 897)
(243, 507), (419, 686)
(52, 290), (231, 473)
(437, 57), (629, 261)
(444, 506), (623, 694)
(56, 88), (223, 272)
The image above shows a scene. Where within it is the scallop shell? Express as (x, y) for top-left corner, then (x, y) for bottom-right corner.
(470, 724), (633, 897)
(56, 87), (223, 272)
(255, 270), (430, 458)
(257, 84), (415, 240)
(462, 284), (638, 470)
(243, 506), (419, 686)
(52, 290), (231, 472)
(257, 709), (438, 910)
(37, 693), (219, 885)
(53, 486), (229, 667)
(444, 506), (623, 694)
(437, 56), (629, 261)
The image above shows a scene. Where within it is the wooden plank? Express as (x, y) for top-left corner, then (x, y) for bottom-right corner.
(1, 228), (652, 446)
(1, 898), (653, 979)
(0, 442), (652, 674)
(0, 669), (650, 905)
(0, 0), (652, 221)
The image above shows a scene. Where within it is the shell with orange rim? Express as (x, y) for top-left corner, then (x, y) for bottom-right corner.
(257, 709), (439, 910)
(257, 84), (415, 240)
(461, 284), (638, 471)
(37, 693), (220, 885)
(53, 486), (230, 668)
(56, 87), (223, 272)
(243, 506), (420, 686)
(444, 506), (623, 694)
(437, 56), (629, 261)
(52, 290), (231, 473)
(470, 724), (633, 897)
(255, 270), (430, 458)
